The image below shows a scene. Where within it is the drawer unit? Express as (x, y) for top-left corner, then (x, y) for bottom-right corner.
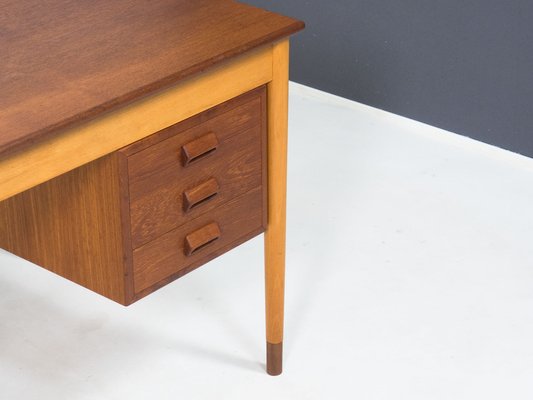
(123, 97), (265, 247)
(0, 86), (268, 305)
(123, 86), (268, 298)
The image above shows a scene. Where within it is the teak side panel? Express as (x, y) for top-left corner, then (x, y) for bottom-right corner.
(0, 153), (129, 304)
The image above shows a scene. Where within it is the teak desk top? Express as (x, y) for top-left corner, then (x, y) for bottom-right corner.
(0, 0), (303, 157)
(0, 0), (303, 376)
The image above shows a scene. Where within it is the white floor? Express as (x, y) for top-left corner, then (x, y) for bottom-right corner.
(1, 83), (533, 399)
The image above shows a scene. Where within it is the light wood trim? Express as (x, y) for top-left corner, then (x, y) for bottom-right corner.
(0, 46), (273, 202)
(265, 39), (289, 369)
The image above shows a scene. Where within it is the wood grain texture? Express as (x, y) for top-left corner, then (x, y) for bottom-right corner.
(0, 0), (304, 158)
(120, 86), (267, 156)
(0, 46), (272, 202)
(138, 119), (265, 231)
(133, 186), (265, 295)
(0, 153), (131, 304)
(125, 88), (267, 248)
(265, 40), (290, 372)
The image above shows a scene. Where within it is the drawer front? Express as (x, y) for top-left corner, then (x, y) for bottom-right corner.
(132, 186), (265, 295)
(125, 88), (266, 248)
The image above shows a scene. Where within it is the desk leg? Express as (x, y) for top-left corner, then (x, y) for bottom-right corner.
(265, 39), (289, 376)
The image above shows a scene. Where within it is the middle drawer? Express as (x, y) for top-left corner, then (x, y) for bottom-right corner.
(126, 98), (264, 248)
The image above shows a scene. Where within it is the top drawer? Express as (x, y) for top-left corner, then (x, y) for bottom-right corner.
(121, 87), (267, 248)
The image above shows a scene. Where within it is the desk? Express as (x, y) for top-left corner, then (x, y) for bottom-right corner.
(0, 0), (303, 375)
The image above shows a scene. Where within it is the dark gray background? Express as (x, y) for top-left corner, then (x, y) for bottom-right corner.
(243, 0), (533, 157)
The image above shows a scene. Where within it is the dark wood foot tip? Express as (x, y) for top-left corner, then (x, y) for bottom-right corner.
(266, 341), (283, 376)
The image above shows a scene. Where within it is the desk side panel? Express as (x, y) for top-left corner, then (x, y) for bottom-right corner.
(0, 153), (130, 305)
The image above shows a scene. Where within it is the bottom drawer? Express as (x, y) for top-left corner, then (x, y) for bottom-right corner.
(132, 186), (265, 296)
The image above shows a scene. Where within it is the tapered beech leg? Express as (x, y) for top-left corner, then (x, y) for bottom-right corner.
(265, 39), (289, 376)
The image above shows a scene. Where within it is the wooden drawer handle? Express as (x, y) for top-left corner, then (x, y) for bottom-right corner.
(181, 132), (218, 166)
(184, 222), (221, 256)
(183, 178), (219, 212)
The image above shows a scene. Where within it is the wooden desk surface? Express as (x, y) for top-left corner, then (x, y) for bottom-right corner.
(0, 0), (303, 158)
